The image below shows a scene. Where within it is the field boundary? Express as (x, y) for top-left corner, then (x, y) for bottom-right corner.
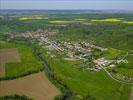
(0, 68), (44, 81)
(0, 72), (61, 100)
(0, 48), (21, 77)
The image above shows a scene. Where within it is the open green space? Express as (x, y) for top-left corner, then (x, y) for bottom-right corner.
(0, 41), (42, 78)
(40, 48), (131, 100)
(104, 48), (126, 60)
(0, 13), (133, 100)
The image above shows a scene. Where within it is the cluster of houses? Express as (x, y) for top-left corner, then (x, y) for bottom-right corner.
(10, 28), (58, 39)
(37, 36), (129, 72)
(93, 58), (128, 71)
(9, 29), (129, 73)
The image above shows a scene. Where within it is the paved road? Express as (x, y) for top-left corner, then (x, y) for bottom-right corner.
(100, 65), (133, 85)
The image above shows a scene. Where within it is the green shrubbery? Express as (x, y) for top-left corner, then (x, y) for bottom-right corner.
(0, 95), (33, 100)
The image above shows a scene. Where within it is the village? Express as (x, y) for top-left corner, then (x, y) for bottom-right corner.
(9, 29), (129, 73)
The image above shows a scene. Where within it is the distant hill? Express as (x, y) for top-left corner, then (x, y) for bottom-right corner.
(0, 9), (133, 15)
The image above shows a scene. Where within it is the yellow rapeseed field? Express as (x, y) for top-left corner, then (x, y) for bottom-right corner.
(123, 21), (133, 24)
(18, 17), (43, 21)
(91, 18), (122, 22)
(49, 20), (66, 23)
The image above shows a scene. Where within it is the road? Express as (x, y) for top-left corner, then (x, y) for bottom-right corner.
(100, 65), (133, 85)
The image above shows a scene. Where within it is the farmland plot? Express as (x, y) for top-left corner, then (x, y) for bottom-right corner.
(0, 72), (60, 100)
(0, 48), (20, 77)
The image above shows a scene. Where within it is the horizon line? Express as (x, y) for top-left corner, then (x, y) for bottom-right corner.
(1, 9), (133, 11)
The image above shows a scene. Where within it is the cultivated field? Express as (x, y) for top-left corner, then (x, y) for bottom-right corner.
(0, 72), (60, 100)
(0, 41), (42, 78)
(0, 13), (133, 100)
(0, 48), (20, 77)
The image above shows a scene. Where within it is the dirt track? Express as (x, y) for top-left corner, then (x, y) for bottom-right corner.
(0, 48), (20, 77)
(0, 72), (60, 100)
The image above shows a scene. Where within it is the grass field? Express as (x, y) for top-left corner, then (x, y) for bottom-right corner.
(130, 87), (133, 100)
(0, 48), (21, 77)
(0, 41), (42, 78)
(115, 54), (133, 77)
(40, 48), (131, 100)
(104, 48), (125, 60)
(0, 13), (133, 100)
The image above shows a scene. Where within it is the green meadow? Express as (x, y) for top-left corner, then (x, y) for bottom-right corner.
(0, 41), (42, 78)
(40, 48), (131, 100)
(0, 13), (133, 100)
